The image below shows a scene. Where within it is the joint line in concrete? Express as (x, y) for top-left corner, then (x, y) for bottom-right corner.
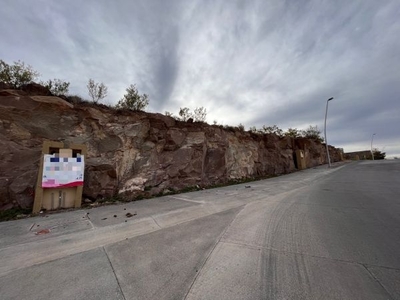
(151, 216), (162, 229)
(103, 247), (127, 300)
(183, 204), (247, 299)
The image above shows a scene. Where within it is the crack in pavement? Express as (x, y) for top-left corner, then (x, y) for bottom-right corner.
(362, 264), (395, 300)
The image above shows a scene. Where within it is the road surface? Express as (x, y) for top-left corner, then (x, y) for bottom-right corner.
(0, 160), (399, 299)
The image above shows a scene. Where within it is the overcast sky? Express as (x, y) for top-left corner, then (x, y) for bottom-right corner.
(1, 0), (399, 157)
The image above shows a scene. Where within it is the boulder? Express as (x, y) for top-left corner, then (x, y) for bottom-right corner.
(20, 82), (52, 96)
(83, 164), (118, 200)
(9, 170), (37, 209)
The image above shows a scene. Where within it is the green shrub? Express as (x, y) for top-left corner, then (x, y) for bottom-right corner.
(87, 78), (108, 103)
(0, 59), (40, 88)
(117, 84), (149, 111)
(41, 78), (70, 96)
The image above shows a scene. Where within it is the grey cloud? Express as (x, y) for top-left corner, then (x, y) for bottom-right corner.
(0, 0), (399, 156)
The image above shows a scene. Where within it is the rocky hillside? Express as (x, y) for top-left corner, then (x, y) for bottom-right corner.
(0, 84), (342, 211)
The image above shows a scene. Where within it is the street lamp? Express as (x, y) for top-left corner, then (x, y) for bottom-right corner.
(324, 97), (334, 167)
(371, 133), (376, 160)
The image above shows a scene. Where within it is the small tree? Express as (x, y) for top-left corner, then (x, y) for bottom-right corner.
(41, 78), (70, 96)
(117, 84), (149, 111)
(372, 148), (386, 160)
(179, 107), (193, 121)
(261, 125), (283, 137)
(301, 125), (324, 142)
(178, 106), (207, 122)
(284, 128), (301, 138)
(238, 123), (245, 131)
(165, 111), (181, 121)
(0, 59), (40, 88)
(87, 79), (108, 103)
(193, 107), (207, 122)
(165, 111), (174, 117)
(249, 126), (258, 133)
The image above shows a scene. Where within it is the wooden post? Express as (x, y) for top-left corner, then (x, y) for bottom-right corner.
(33, 141), (64, 214)
(69, 143), (87, 208)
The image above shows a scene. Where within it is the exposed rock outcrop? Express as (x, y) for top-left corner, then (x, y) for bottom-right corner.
(0, 86), (342, 210)
(20, 82), (52, 96)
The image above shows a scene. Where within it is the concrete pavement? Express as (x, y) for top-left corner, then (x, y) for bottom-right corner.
(0, 160), (399, 299)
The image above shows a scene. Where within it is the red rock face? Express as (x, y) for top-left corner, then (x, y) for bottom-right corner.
(0, 88), (343, 211)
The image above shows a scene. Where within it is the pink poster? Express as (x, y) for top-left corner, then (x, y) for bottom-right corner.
(42, 154), (85, 188)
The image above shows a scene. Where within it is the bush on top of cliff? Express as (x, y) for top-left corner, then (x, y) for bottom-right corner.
(40, 78), (70, 96)
(243, 124), (324, 143)
(281, 125), (324, 142)
(178, 107), (207, 122)
(261, 125), (284, 137)
(1, 59), (70, 95)
(165, 106), (208, 123)
(301, 125), (324, 142)
(284, 127), (302, 138)
(87, 78), (108, 103)
(116, 84), (149, 111)
(0, 59), (40, 88)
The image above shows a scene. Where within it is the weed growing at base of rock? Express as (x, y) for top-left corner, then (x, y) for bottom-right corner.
(0, 208), (31, 222)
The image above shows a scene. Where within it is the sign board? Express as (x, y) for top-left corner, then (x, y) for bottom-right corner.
(42, 154), (85, 188)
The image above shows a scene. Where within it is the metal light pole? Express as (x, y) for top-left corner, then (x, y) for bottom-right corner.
(324, 97), (334, 167)
(371, 133), (376, 160)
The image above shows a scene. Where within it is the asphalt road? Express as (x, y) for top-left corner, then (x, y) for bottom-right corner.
(0, 160), (399, 299)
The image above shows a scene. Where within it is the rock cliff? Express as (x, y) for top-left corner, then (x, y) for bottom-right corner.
(0, 86), (342, 211)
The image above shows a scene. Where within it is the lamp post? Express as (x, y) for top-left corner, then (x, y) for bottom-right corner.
(324, 97), (334, 167)
(371, 133), (376, 160)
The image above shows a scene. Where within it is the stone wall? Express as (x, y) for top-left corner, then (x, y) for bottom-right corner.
(0, 88), (342, 211)
(344, 150), (372, 160)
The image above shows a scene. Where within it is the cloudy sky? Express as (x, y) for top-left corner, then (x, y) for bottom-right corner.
(1, 0), (399, 157)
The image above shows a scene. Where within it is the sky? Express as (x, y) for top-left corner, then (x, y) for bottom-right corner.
(1, 0), (399, 157)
